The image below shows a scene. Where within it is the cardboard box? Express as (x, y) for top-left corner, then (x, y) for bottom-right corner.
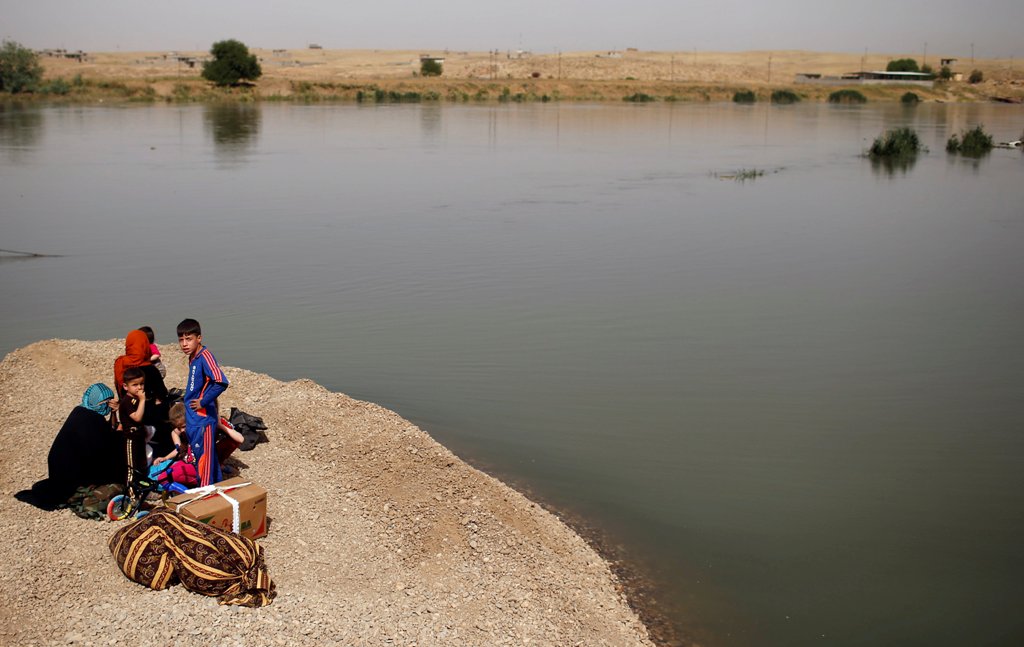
(167, 477), (268, 540)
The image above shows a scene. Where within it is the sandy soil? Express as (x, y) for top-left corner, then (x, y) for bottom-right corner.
(0, 339), (659, 647)
(37, 48), (1024, 102)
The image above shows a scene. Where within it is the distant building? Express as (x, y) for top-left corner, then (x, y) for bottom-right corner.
(795, 70), (934, 87)
(308, 44), (322, 50)
(940, 58), (957, 67)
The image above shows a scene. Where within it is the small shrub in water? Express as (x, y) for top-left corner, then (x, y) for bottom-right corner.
(900, 92), (920, 104)
(828, 89), (867, 104)
(770, 89), (800, 104)
(947, 125), (993, 156)
(733, 90), (756, 103)
(869, 127), (922, 158)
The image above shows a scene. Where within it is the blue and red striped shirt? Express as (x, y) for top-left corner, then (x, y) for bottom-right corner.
(184, 346), (228, 485)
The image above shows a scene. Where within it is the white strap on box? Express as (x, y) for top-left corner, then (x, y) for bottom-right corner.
(175, 482), (251, 535)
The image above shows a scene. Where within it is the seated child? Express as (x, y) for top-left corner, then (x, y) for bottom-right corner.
(216, 415), (245, 467)
(150, 402), (199, 488)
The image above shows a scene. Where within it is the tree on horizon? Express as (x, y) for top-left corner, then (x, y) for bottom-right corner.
(202, 39), (262, 86)
(886, 58), (920, 73)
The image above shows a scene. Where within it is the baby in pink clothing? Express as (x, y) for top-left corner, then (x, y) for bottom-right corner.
(139, 325), (166, 378)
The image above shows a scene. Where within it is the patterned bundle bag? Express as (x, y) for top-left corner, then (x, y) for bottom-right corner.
(109, 508), (275, 607)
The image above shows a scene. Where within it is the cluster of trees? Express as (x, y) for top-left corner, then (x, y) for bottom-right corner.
(886, 58), (984, 84)
(886, 58), (937, 78)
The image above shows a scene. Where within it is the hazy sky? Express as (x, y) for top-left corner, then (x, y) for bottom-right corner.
(3, 0), (1022, 58)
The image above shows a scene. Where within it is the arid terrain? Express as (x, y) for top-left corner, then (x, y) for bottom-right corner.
(33, 48), (1024, 103)
(0, 339), (662, 646)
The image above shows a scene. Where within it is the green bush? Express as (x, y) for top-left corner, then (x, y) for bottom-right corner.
(770, 89), (800, 104)
(900, 92), (920, 104)
(968, 69), (984, 84)
(202, 39), (262, 86)
(828, 89), (867, 104)
(420, 59), (443, 77)
(0, 40), (44, 93)
(869, 127), (923, 158)
(939, 66), (953, 80)
(41, 77), (71, 95)
(732, 90), (756, 103)
(623, 92), (655, 102)
(886, 58), (920, 73)
(947, 125), (993, 156)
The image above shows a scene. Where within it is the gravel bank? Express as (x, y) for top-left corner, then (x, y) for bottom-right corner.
(0, 339), (654, 646)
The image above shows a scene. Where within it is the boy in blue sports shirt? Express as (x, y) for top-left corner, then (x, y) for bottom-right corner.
(177, 318), (229, 486)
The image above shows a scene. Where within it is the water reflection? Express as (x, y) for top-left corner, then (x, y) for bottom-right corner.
(869, 152), (919, 177)
(419, 103), (442, 143)
(203, 103), (261, 158)
(0, 104), (43, 162)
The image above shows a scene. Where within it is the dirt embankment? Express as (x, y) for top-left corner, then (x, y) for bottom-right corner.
(31, 48), (1024, 103)
(0, 339), (656, 646)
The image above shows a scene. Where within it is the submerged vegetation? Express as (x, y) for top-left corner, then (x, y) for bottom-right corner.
(828, 89), (867, 104)
(868, 127), (925, 175)
(946, 125), (994, 156)
(869, 127), (924, 158)
(714, 168), (785, 182)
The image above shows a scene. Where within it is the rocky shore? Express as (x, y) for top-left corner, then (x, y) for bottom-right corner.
(0, 339), (655, 646)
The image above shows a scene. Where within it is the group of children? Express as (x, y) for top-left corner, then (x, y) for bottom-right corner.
(116, 318), (243, 498)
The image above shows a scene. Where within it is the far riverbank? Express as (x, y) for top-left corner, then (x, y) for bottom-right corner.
(13, 48), (1023, 104)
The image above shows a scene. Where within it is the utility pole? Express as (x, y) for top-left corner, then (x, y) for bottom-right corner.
(971, 43), (975, 65)
(861, 47), (866, 73)
(670, 54), (674, 82)
(767, 53), (772, 83)
(557, 50), (561, 79)
(922, 42), (927, 67)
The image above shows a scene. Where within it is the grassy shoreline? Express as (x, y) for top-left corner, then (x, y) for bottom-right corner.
(1, 74), (999, 104)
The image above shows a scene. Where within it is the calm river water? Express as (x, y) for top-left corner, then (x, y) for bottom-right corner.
(2, 100), (1022, 646)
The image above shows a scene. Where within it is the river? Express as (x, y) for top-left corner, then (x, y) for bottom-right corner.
(1, 100), (1022, 646)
